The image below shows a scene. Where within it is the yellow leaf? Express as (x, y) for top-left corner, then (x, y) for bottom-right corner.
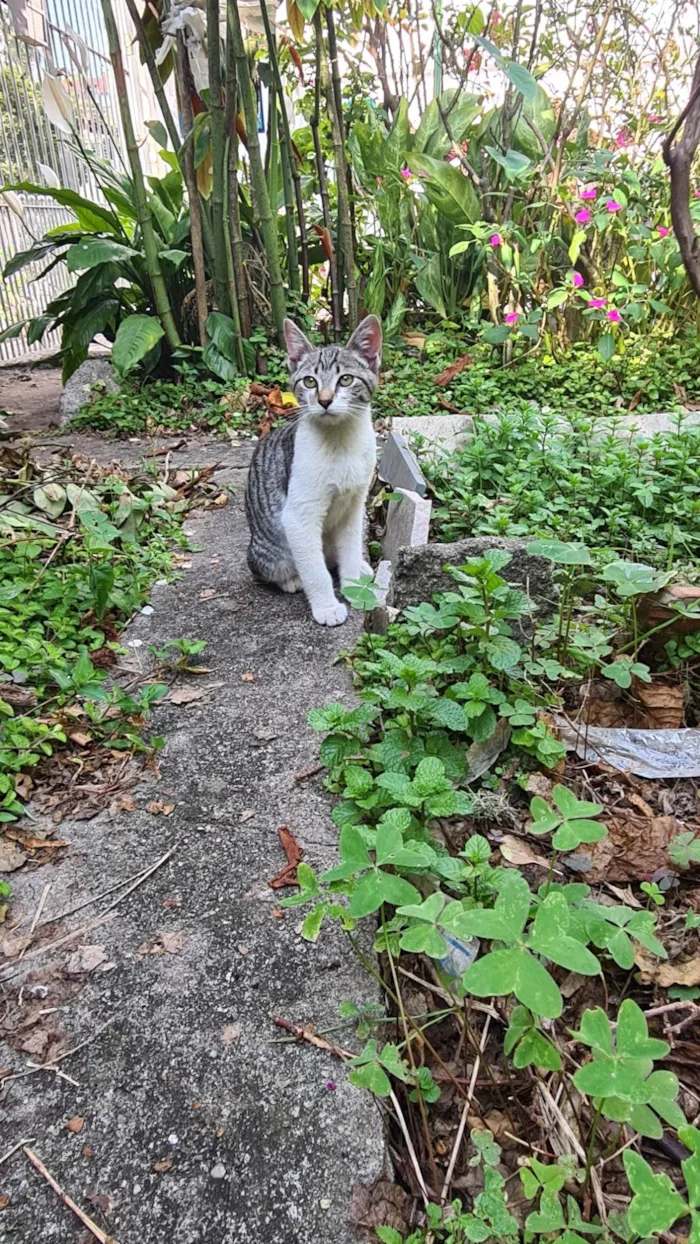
(280, 391), (298, 407)
(196, 153), (212, 200)
(286, 0), (304, 42)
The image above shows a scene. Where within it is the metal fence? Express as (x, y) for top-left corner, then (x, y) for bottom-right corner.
(0, 0), (164, 363)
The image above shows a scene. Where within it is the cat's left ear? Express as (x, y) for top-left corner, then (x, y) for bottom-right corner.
(346, 314), (383, 375)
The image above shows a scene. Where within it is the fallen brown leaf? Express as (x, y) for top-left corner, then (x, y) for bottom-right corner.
(272, 906), (284, 919)
(1, 932), (32, 959)
(85, 1189), (111, 1214)
(66, 1116), (84, 1134)
(153, 1155), (174, 1173)
(433, 354), (472, 386)
(65, 944), (108, 975)
(160, 930), (185, 954)
(239, 809), (255, 822)
(499, 834), (556, 870)
(199, 588), (216, 600)
(169, 686), (205, 705)
(146, 800), (175, 816)
(0, 840), (26, 872)
(241, 672), (256, 683)
(0, 1194), (8, 1210)
(635, 949), (700, 989)
(82, 1146), (95, 1159)
(221, 1023), (241, 1045)
(268, 825), (304, 888)
(163, 895), (182, 910)
(525, 773), (554, 800)
(586, 813), (684, 882)
(18, 1030), (49, 1057)
(69, 731), (92, 747)
(401, 331), (427, 350)
(636, 680), (685, 729)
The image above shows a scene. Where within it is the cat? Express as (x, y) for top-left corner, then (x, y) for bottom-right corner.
(245, 315), (382, 626)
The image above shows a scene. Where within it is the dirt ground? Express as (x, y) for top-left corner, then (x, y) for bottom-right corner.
(0, 363), (63, 434)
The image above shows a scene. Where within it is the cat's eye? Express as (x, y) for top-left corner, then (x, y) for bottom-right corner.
(338, 374), (353, 387)
(302, 376), (316, 389)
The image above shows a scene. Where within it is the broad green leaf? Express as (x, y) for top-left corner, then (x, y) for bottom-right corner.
(397, 892), (446, 924)
(552, 786), (603, 820)
(405, 151), (480, 222)
(527, 539), (593, 566)
(412, 756), (448, 797)
(598, 332), (616, 362)
(430, 697), (469, 732)
(379, 1042), (411, 1081)
(507, 62), (537, 101)
(525, 1193), (565, 1233)
(301, 904), (324, 942)
(483, 324), (512, 345)
(66, 237), (136, 271)
(616, 999), (669, 1060)
(399, 924), (448, 957)
(513, 1029), (562, 1071)
(2, 181), (121, 233)
(112, 314), (164, 375)
(547, 287), (569, 309)
(623, 1150), (687, 1236)
(486, 635), (521, 671)
(384, 97), (410, 169)
(348, 1061), (392, 1096)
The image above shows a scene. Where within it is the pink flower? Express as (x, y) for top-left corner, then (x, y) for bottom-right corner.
(326, 1080), (337, 1091)
(400, 168), (411, 179)
(571, 271), (585, 288)
(608, 308), (622, 322)
(615, 127), (632, 148)
(696, 190), (700, 198)
(588, 298), (607, 308)
(647, 114), (663, 124)
(504, 312), (519, 324)
(606, 200), (623, 212)
(657, 225), (669, 237)
(581, 187), (597, 200)
(574, 208), (590, 224)
(489, 233), (502, 247)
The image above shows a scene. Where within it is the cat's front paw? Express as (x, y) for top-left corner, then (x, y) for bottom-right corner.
(312, 600), (348, 627)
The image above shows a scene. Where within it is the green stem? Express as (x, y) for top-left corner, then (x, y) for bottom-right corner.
(312, 11), (341, 339)
(228, 0), (286, 340)
(100, 0), (180, 350)
(175, 34), (208, 346)
(223, 136), (247, 371)
(207, 0), (232, 317)
(224, 18), (252, 338)
(259, 0), (305, 296)
(325, 5), (357, 329)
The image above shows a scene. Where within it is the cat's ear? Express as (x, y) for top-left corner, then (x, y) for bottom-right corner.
(284, 319), (313, 369)
(346, 314), (383, 375)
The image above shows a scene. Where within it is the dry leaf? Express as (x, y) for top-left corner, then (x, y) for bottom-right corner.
(1, 933), (32, 959)
(163, 895), (182, 910)
(169, 687), (205, 705)
(82, 1146), (95, 1159)
(66, 944), (108, 974)
(239, 809), (255, 822)
(159, 930), (185, 954)
(499, 834), (557, 870)
(636, 681), (685, 730)
(69, 731), (92, 747)
(0, 1194), (8, 1210)
(272, 906), (284, 919)
(635, 949), (700, 989)
(268, 825), (304, 888)
(401, 331), (427, 350)
(199, 588), (216, 600)
(19, 1030), (49, 1057)
(85, 1189), (111, 1214)
(433, 354), (473, 386)
(221, 1024), (241, 1045)
(241, 672), (256, 683)
(525, 773), (554, 799)
(586, 813), (684, 882)
(0, 840), (26, 873)
(237, 944), (249, 956)
(146, 800), (175, 816)
(66, 1116), (84, 1134)
(153, 1155), (174, 1173)
(559, 972), (588, 998)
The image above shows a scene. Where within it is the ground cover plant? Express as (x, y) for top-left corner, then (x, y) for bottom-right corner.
(0, 440), (220, 850)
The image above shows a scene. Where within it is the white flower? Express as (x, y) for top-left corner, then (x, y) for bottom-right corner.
(41, 72), (74, 134)
(1, 191), (25, 221)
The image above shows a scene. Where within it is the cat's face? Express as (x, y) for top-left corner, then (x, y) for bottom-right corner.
(284, 316), (382, 426)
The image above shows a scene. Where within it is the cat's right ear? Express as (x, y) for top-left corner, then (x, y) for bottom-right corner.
(283, 319), (313, 370)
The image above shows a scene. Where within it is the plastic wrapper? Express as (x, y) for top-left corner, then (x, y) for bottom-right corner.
(440, 933), (480, 979)
(557, 719), (700, 779)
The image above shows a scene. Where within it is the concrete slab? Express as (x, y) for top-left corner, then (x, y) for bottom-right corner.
(377, 431), (427, 496)
(393, 414), (474, 456)
(382, 487), (432, 567)
(1, 459), (385, 1243)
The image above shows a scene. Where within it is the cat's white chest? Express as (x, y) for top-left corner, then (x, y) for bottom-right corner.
(288, 417), (375, 515)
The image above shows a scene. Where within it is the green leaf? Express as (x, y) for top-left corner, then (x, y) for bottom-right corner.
(513, 1029), (562, 1071)
(349, 870), (420, 918)
(598, 332), (616, 362)
(483, 324), (512, 344)
(348, 1061), (392, 1096)
(466, 947), (562, 1018)
(379, 1042), (411, 1081)
(146, 119), (169, 149)
(301, 904), (324, 942)
(507, 62), (538, 101)
(112, 315), (165, 375)
(400, 924), (448, 957)
(65, 237), (136, 272)
(405, 151), (480, 222)
(384, 97), (410, 170)
(430, 697), (469, 732)
(525, 1193), (565, 1233)
(527, 539), (593, 566)
(547, 287), (569, 309)
(486, 635), (521, 671)
(623, 1150), (687, 1236)
(2, 182), (122, 233)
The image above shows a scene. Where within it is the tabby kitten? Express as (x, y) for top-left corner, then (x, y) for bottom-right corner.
(245, 316), (382, 626)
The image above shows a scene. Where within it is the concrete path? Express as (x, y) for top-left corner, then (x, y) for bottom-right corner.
(1, 445), (385, 1242)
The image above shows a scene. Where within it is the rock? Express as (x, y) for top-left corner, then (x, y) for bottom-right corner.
(609, 410), (700, 437)
(388, 537), (556, 621)
(210, 1163), (227, 1180)
(366, 560), (397, 635)
(59, 359), (119, 425)
(382, 487), (432, 567)
(393, 414), (474, 456)
(377, 431), (427, 496)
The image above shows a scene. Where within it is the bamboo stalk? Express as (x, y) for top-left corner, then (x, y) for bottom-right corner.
(324, 5), (357, 329)
(223, 135), (247, 369)
(206, 0), (232, 317)
(312, 10), (341, 339)
(124, 0), (182, 154)
(175, 34), (209, 345)
(258, 1), (300, 294)
(228, 0), (286, 339)
(101, 0), (181, 349)
(224, 23), (252, 336)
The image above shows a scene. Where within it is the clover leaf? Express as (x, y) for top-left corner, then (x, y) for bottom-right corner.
(529, 784), (607, 851)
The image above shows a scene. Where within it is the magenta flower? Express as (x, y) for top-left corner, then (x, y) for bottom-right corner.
(657, 225), (669, 237)
(647, 114), (663, 124)
(606, 200), (623, 212)
(574, 208), (590, 224)
(489, 233), (502, 247)
(504, 312), (519, 324)
(615, 128), (631, 148)
(581, 187), (597, 200)
(588, 298), (607, 308)
(571, 272), (585, 288)
(400, 168), (411, 179)
(608, 308), (622, 322)
(326, 1080), (337, 1091)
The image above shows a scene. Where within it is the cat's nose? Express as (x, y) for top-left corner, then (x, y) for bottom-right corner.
(318, 389), (334, 409)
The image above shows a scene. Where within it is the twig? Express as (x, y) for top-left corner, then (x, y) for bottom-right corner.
(18, 882), (51, 963)
(0, 846), (176, 976)
(399, 965), (501, 1020)
(270, 1016), (429, 1207)
(536, 1081), (607, 1223)
(440, 1012), (491, 1205)
(294, 764), (324, 783)
(23, 1146), (114, 1243)
(0, 1137), (34, 1168)
(1, 1017), (116, 1090)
